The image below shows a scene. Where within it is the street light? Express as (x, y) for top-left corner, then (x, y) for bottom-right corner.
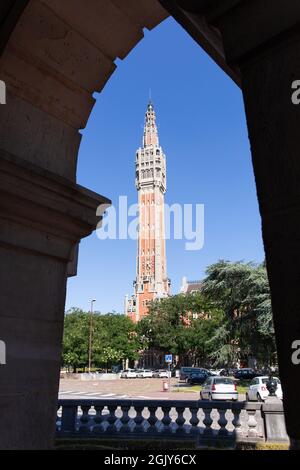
(88, 299), (96, 373)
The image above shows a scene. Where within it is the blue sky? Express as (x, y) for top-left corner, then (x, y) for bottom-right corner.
(65, 17), (264, 314)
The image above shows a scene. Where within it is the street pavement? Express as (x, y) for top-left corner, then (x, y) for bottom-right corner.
(59, 377), (246, 401)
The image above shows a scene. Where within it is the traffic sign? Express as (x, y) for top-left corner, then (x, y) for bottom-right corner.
(165, 354), (172, 363)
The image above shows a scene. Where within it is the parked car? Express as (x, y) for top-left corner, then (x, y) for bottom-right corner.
(200, 377), (238, 401)
(246, 376), (283, 402)
(187, 371), (209, 385)
(136, 369), (153, 378)
(219, 368), (238, 377)
(153, 369), (169, 378)
(234, 368), (261, 381)
(179, 367), (210, 382)
(120, 369), (137, 379)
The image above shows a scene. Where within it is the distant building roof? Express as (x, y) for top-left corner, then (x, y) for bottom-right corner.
(180, 277), (203, 294)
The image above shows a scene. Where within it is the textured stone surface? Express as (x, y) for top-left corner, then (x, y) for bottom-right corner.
(0, 0), (169, 450)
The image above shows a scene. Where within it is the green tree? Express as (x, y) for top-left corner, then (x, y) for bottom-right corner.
(202, 260), (276, 367)
(62, 308), (90, 372)
(62, 310), (139, 370)
(137, 292), (224, 367)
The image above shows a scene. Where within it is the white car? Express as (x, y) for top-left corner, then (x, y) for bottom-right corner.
(153, 369), (169, 378)
(200, 377), (238, 401)
(120, 369), (137, 379)
(246, 376), (283, 402)
(136, 369), (153, 378)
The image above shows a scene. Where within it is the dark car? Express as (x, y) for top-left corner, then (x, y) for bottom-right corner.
(220, 368), (237, 377)
(187, 371), (210, 385)
(180, 367), (210, 382)
(234, 368), (261, 381)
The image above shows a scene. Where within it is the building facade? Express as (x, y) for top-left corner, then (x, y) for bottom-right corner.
(180, 277), (203, 294)
(125, 101), (171, 322)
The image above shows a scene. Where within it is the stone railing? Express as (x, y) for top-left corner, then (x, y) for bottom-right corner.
(56, 399), (289, 445)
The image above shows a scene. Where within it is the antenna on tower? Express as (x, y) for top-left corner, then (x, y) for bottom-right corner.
(149, 88), (152, 103)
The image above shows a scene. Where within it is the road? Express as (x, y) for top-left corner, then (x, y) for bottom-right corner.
(59, 376), (246, 401)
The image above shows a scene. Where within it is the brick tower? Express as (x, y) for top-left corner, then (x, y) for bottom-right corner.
(125, 101), (171, 322)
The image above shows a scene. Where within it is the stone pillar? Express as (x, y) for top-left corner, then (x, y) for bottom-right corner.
(262, 400), (289, 443)
(240, 43), (300, 448)
(200, 0), (300, 447)
(0, 150), (109, 449)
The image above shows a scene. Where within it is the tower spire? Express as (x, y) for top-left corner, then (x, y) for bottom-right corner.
(143, 101), (159, 148)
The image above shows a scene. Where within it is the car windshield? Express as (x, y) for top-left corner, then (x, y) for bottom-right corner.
(262, 378), (281, 384)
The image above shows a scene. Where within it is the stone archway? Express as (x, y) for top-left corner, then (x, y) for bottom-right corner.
(1, 0), (300, 450)
(0, 0), (170, 450)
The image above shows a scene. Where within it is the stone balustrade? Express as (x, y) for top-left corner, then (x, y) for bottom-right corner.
(56, 399), (289, 445)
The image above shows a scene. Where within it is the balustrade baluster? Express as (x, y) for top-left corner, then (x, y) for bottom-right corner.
(56, 405), (61, 432)
(203, 406), (213, 437)
(161, 406), (172, 434)
(107, 404), (118, 434)
(175, 406), (186, 434)
(93, 405), (105, 433)
(134, 405), (145, 434)
(189, 405), (199, 435)
(217, 408), (229, 437)
(247, 409), (258, 438)
(232, 408), (243, 438)
(147, 405), (158, 434)
(79, 405), (91, 433)
(120, 405), (131, 434)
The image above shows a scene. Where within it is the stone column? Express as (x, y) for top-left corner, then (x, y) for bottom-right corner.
(201, 0), (300, 447)
(0, 150), (110, 449)
(240, 40), (300, 448)
(262, 400), (289, 443)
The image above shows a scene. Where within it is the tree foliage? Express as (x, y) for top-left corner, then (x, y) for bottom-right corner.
(202, 260), (276, 366)
(137, 292), (224, 367)
(62, 309), (140, 371)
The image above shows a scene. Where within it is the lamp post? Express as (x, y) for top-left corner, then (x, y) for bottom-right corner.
(88, 299), (96, 373)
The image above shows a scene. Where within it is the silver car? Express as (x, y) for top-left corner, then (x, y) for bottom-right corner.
(200, 376), (238, 401)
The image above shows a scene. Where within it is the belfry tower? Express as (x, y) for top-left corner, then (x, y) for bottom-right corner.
(125, 101), (171, 322)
